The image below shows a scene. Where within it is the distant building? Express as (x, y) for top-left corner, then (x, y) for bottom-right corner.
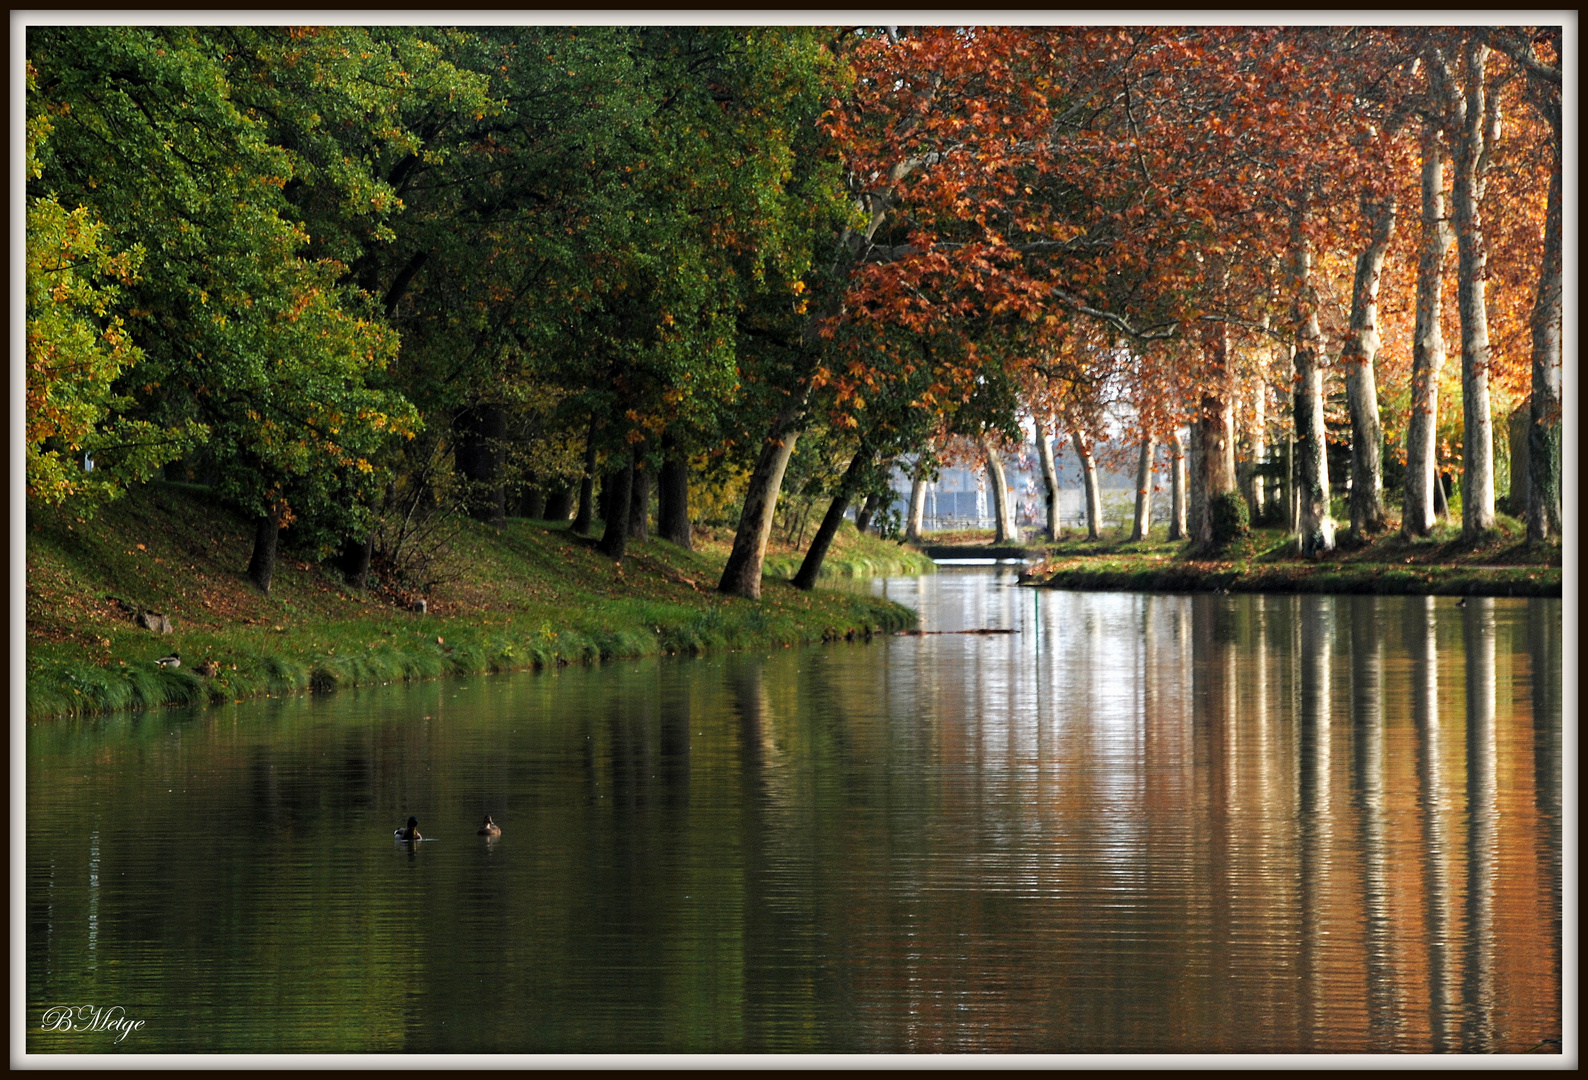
(871, 436), (1178, 533)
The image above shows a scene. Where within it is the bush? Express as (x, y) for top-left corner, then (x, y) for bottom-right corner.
(1210, 490), (1250, 547)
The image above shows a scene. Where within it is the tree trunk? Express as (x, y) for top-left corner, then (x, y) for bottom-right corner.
(793, 445), (872, 590)
(905, 456), (929, 543)
(247, 511), (280, 595)
(518, 485), (546, 520)
(1507, 402), (1531, 518)
(1404, 122), (1455, 537)
(627, 443), (651, 541)
(1035, 422), (1061, 540)
(453, 402), (507, 525)
(1186, 422), (1206, 545)
(1283, 433), (1298, 533)
(1241, 378), (1268, 519)
(1130, 438), (1155, 542)
(1071, 431), (1102, 541)
(1451, 39), (1497, 537)
(1526, 90), (1563, 542)
(854, 490), (883, 535)
(1168, 430), (1188, 541)
(1434, 468), (1451, 523)
(1193, 315), (1237, 553)
(545, 481), (575, 524)
(718, 394), (808, 599)
(1343, 192), (1396, 539)
(657, 429), (692, 549)
(981, 436), (1021, 543)
(572, 415), (598, 536)
(336, 533), (373, 590)
(1292, 201), (1334, 556)
(598, 460), (633, 561)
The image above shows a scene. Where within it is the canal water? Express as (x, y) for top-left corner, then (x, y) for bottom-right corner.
(26, 568), (1563, 1055)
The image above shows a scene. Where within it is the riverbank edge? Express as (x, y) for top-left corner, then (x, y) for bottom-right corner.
(762, 546), (937, 579)
(25, 488), (920, 724)
(27, 587), (918, 724)
(1028, 563), (1562, 597)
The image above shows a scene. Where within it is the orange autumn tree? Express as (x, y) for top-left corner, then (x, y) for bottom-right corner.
(718, 27), (1185, 597)
(719, 25), (1557, 592)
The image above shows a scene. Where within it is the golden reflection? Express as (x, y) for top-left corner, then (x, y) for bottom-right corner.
(1349, 597), (1399, 1047)
(1298, 595), (1333, 1051)
(1461, 597), (1497, 1049)
(26, 574), (1563, 1054)
(1412, 595), (1454, 1050)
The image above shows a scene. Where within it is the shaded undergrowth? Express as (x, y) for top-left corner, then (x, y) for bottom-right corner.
(26, 484), (915, 721)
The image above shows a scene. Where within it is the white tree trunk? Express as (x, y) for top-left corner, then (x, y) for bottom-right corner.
(1527, 86), (1563, 541)
(1241, 376), (1268, 519)
(1168, 429), (1187, 541)
(1403, 119), (1455, 537)
(980, 436), (1021, 543)
(905, 455), (929, 543)
(1451, 38), (1497, 536)
(1131, 438), (1155, 541)
(1035, 420), (1061, 540)
(718, 396), (807, 598)
(1292, 201), (1334, 556)
(1343, 192), (1396, 538)
(1071, 431), (1103, 540)
(1192, 307), (1237, 553)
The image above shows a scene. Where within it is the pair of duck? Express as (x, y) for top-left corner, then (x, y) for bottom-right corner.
(154, 653), (222, 677)
(394, 815), (500, 841)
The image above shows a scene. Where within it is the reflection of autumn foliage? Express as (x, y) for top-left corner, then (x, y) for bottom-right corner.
(797, 595), (1559, 1052)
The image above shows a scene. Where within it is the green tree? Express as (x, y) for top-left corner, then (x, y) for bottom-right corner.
(25, 62), (203, 506)
(28, 27), (420, 592)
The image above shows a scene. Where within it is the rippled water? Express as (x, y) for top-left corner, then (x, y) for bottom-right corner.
(26, 570), (1563, 1055)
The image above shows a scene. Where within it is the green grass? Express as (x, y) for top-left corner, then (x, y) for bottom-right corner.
(26, 483), (917, 721)
(759, 521), (936, 580)
(1012, 515), (1560, 597)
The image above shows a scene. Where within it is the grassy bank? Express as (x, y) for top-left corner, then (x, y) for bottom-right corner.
(918, 519), (1562, 598)
(756, 521), (936, 580)
(25, 484), (917, 721)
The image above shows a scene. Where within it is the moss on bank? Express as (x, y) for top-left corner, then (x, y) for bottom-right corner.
(26, 484), (916, 721)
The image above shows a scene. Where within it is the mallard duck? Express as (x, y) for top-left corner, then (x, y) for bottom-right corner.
(394, 816), (421, 841)
(155, 652), (181, 669)
(196, 659), (219, 677)
(477, 815), (501, 837)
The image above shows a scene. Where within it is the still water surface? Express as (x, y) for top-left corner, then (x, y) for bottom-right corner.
(27, 569), (1562, 1054)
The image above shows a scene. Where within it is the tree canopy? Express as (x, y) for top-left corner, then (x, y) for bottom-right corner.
(26, 21), (1563, 592)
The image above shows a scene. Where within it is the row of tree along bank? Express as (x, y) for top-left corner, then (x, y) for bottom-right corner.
(27, 26), (1560, 621)
(25, 483), (917, 722)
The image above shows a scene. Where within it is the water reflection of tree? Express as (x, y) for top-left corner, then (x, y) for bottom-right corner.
(1190, 594), (1236, 1041)
(1297, 594), (1333, 1052)
(1528, 600), (1562, 1050)
(1410, 595), (1455, 1051)
(1347, 596), (1399, 1048)
(1461, 597), (1498, 1050)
